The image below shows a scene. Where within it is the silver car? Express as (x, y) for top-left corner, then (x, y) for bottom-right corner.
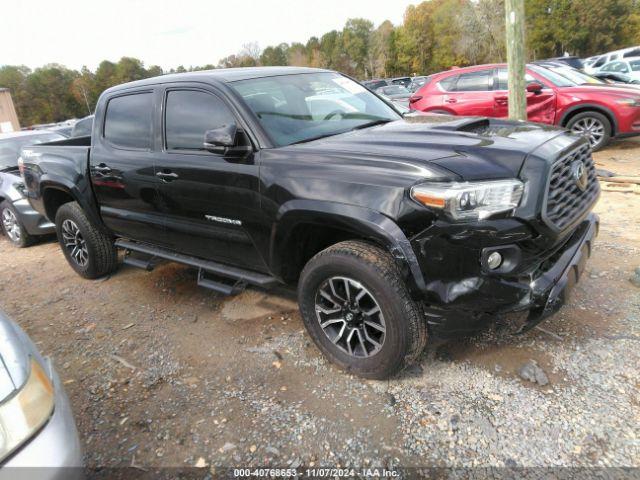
(0, 310), (83, 479)
(0, 131), (64, 248)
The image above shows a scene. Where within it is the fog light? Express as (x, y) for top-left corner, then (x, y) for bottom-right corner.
(487, 251), (503, 270)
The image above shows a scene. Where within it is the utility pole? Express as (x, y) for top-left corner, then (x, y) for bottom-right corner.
(505, 0), (526, 121)
(80, 86), (92, 115)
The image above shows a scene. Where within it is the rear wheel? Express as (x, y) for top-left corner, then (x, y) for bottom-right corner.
(55, 202), (118, 279)
(0, 201), (34, 248)
(298, 241), (428, 379)
(566, 111), (611, 151)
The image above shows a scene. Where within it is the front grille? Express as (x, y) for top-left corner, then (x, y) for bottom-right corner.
(544, 144), (599, 230)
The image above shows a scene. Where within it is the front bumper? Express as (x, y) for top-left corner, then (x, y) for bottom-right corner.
(1, 359), (83, 480)
(412, 213), (599, 337)
(524, 212), (598, 329)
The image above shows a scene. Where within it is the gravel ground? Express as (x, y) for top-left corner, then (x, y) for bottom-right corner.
(0, 140), (639, 476)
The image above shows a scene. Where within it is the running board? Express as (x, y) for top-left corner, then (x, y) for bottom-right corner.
(197, 269), (246, 295)
(122, 253), (158, 271)
(115, 239), (277, 288)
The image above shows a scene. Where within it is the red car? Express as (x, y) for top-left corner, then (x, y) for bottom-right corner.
(410, 63), (640, 150)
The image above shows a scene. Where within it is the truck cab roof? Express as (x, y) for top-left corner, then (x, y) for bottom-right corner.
(104, 66), (332, 94)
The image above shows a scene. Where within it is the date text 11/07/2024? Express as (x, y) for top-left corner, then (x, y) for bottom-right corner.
(232, 467), (400, 477)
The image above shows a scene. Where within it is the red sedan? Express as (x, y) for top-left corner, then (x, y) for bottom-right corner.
(410, 63), (640, 150)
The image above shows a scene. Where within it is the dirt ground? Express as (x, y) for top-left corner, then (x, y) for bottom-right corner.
(0, 139), (639, 476)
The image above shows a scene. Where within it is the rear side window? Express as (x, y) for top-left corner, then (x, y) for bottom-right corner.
(453, 70), (492, 91)
(593, 56), (606, 68)
(104, 93), (153, 149)
(165, 90), (236, 151)
(438, 75), (458, 91)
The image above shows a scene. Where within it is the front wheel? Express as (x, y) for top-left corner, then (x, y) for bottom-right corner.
(55, 202), (118, 279)
(566, 111), (611, 151)
(298, 241), (428, 379)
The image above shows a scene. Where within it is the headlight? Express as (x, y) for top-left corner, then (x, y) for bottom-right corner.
(615, 98), (640, 107)
(0, 359), (54, 461)
(411, 179), (524, 221)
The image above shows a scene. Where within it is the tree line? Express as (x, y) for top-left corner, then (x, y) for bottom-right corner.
(2, 0), (640, 126)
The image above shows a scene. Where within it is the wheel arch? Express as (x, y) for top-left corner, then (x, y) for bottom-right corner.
(270, 200), (427, 293)
(40, 178), (104, 231)
(559, 103), (617, 136)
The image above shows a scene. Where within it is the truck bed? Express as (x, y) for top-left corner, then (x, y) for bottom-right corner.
(19, 138), (94, 221)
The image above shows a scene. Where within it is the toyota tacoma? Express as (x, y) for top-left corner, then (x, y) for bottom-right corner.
(19, 67), (599, 379)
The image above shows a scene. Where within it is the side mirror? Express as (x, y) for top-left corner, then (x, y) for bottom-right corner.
(204, 124), (237, 151)
(526, 82), (543, 94)
(203, 123), (253, 157)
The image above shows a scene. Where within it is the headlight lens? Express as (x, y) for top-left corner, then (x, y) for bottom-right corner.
(616, 98), (640, 107)
(0, 359), (54, 462)
(411, 179), (524, 221)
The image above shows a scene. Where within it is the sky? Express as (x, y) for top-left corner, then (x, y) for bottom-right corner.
(2, 0), (421, 71)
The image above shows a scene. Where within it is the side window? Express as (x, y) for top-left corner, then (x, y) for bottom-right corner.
(593, 56), (606, 68)
(438, 75), (458, 91)
(496, 69), (537, 90)
(104, 93), (153, 149)
(165, 90), (236, 151)
(452, 70), (492, 91)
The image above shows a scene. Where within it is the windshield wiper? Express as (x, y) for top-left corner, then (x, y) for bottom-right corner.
(290, 132), (349, 145)
(350, 119), (393, 131)
(289, 119), (394, 146)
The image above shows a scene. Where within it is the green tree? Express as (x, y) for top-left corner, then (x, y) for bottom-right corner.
(342, 18), (374, 77)
(260, 44), (289, 66)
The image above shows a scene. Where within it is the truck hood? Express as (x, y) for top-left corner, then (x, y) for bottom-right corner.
(287, 115), (569, 180)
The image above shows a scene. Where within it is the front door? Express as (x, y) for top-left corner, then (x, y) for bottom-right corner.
(153, 87), (266, 271)
(494, 68), (556, 124)
(90, 90), (167, 246)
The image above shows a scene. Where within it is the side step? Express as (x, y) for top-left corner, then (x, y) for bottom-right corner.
(122, 253), (158, 271)
(115, 239), (278, 291)
(197, 269), (246, 295)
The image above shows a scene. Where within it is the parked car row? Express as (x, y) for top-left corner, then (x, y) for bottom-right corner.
(408, 62), (640, 150)
(363, 75), (430, 93)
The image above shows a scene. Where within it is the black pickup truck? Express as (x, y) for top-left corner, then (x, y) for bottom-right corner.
(19, 67), (599, 379)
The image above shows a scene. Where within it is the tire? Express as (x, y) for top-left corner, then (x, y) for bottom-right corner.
(298, 240), (428, 379)
(566, 111), (611, 151)
(54, 202), (117, 279)
(0, 201), (35, 248)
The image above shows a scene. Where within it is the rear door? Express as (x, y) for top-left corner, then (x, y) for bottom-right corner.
(440, 69), (495, 116)
(153, 86), (265, 270)
(90, 90), (167, 245)
(494, 68), (556, 124)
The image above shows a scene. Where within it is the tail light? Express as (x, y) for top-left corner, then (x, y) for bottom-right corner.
(17, 156), (24, 175)
(409, 95), (423, 104)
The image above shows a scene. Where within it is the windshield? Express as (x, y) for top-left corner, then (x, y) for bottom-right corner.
(230, 72), (401, 146)
(0, 133), (64, 170)
(528, 65), (577, 87)
(549, 66), (604, 85)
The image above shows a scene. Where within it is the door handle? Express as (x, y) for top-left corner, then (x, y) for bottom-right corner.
(94, 164), (112, 173)
(494, 96), (508, 105)
(444, 98), (457, 103)
(156, 171), (179, 181)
